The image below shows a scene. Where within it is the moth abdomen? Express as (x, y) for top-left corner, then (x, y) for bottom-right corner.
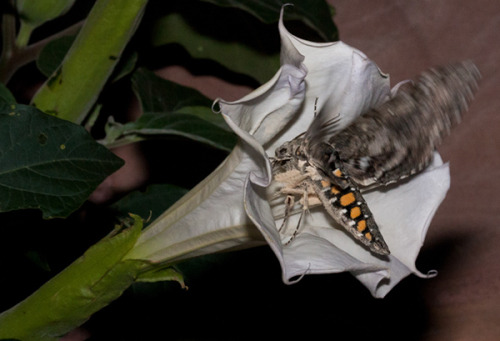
(310, 172), (390, 255)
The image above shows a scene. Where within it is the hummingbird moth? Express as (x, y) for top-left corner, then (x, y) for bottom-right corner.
(271, 61), (480, 255)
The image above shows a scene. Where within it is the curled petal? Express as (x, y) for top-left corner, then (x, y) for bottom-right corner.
(215, 63), (307, 146)
(268, 10), (391, 151)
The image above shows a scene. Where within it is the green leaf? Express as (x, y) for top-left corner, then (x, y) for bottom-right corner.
(102, 68), (236, 151)
(110, 184), (188, 222)
(0, 84), (16, 106)
(0, 103), (124, 218)
(104, 111), (237, 152)
(131, 68), (230, 130)
(0, 215), (147, 341)
(132, 67), (211, 111)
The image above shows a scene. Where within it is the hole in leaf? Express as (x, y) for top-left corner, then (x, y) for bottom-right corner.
(38, 132), (48, 145)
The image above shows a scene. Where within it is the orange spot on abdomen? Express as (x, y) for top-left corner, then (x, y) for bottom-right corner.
(350, 206), (361, 219)
(357, 220), (367, 232)
(340, 192), (356, 206)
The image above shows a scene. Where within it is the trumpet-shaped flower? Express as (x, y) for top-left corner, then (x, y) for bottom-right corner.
(127, 8), (448, 298)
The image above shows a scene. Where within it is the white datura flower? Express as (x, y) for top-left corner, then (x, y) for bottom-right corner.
(126, 8), (448, 298)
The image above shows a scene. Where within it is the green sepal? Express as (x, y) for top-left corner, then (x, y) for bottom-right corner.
(136, 266), (186, 289)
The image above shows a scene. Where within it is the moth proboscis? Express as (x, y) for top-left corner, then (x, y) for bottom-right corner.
(271, 61), (480, 255)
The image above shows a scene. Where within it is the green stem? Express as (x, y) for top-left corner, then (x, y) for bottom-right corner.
(15, 21), (35, 48)
(0, 12), (17, 84)
(30, 0), (149, 123)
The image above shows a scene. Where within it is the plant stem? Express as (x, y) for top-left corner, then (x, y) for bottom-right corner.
(15, 21), (35, 48)
(0, 12), (17, 84)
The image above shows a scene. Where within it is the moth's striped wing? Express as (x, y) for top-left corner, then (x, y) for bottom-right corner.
(329, 61), (480, 186)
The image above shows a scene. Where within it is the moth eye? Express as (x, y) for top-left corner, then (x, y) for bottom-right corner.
(276, 146), (289, 156)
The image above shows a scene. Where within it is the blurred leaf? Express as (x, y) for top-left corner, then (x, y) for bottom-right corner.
(111, 50), (139, 83)
(36, 35), (76, 77)
(201, 0), (338, 40)
(149, 0), (337, 84)
(150, 10), (280, 85)
(0, 103), (124, 218)
(24, 250), (51, 272)
(110, 184), (188, 222)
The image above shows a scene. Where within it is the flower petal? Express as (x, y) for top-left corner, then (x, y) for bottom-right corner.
(355, 153), (448, 297)
(215, 63), (307, 147)
(125, 146), (264, 264)
(267, 9), (391, 152)
(128, 61), (312, 264)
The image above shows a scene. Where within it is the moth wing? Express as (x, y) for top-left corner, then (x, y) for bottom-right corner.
(329, 61), (480, 186)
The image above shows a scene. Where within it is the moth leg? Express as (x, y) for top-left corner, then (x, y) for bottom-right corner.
(283, 183), (311, 245)
(278, 195), (295, 233)
(284, 207), (305, 246)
